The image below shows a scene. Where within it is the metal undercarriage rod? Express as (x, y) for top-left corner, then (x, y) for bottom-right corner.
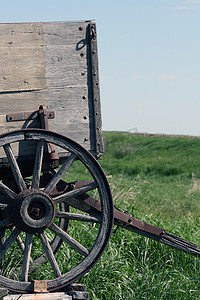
(50, 179), (200, 258)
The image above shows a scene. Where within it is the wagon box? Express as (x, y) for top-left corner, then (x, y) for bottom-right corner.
(0, 21), (103, 174)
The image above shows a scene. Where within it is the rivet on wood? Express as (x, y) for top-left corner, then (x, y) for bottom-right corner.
(84, 137), (89, 141)
(82, 95), (86, 100)
(96, 112), (99, 115)
(95, 98), (98, 101)
(83, 115), (88, 119)
(79, 26), (83, 31)
(81, 71), (85, 76)
(93, 72), (97, 76)
(80, 52), (84, 57)
(92, 50), (96, 54)
(97, 127), (100, 130)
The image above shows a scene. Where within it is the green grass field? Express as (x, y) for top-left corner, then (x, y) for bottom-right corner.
(5, 132), (200, 299)
(79, 132), (200, 299)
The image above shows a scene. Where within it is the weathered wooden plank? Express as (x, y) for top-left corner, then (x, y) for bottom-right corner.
(0, 21), (103, 160)
(46, 44), (88, 68)
(4, 293), (72, 299)
(44, 22), (88, 46)
(0, 21), (88, 48)
(0, 46), (46, 92)
(0, 86), (91, 154)
(0, 23), (44, 47)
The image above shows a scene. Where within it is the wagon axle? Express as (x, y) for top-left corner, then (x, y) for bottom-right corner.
(11, 189), (55, 234)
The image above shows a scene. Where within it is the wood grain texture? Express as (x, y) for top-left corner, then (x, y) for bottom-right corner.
(21, 233), (33, 282)
(0, 21), (103, 157)
(3, 143), (26, 191)
(39, 232), (61, 278)
(0, 46), (46, 92)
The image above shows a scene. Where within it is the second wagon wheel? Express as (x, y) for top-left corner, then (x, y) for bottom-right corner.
(0, 129), (113, 293)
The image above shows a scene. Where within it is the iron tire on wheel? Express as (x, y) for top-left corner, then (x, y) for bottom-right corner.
(0, 129), (113, 293)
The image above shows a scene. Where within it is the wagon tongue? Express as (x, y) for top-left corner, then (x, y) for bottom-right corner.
(112, 208), (200, 257)
(73, 181), (200, 258)
(50, 179), (200, 257)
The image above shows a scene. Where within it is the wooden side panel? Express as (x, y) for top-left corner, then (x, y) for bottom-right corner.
(0, 23), (46, 92)
(0, 47), (46, 92)
(0, 21), (103, 161)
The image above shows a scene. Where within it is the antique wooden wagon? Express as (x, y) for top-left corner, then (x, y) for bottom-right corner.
(0, 21), (113, 294)
(0, 21), (200, 296)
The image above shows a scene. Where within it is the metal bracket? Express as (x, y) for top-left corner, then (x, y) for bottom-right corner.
(6, 110), (55, 122)
(38, 105), (59, 161)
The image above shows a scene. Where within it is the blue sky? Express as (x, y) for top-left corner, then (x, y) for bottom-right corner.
(1, 0), (200, 135)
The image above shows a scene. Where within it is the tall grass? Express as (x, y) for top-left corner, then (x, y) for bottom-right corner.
(5, 132), (200, 299)
(79, 132), (200, 299)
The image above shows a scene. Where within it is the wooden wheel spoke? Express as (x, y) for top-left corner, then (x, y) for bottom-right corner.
(56, 211), (101, 223)
(0, 217), (13, 228)
(15, 234), (25, 253)
(50, 223), (89, 257)
(3, 144), (26, 192)
(32, 140), (44, 189)
(54, 181), (98, 204)
(0, 229), (5, 269)
(39, 232), (61, 278)
(44, 154), (77, 194)
(0, 181), (17, 200)
(0, 228), (21, 259)
(21, 233), (33, 282)
(0, 229), (5, 246)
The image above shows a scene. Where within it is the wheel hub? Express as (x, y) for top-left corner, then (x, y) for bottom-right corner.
(11, 189), (55, 233)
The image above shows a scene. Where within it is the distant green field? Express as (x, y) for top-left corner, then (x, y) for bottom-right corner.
(101, 132), (200, 220)
(80, 132), (200, 299)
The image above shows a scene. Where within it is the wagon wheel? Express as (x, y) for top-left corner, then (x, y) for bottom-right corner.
(0, 129), (113, 293)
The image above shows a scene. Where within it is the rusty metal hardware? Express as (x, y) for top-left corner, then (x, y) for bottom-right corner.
(38, 105), (59, 161)
(6, 110), (55, 122)
(90, 24), (97, 40)
(38, 105), (50, 131)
